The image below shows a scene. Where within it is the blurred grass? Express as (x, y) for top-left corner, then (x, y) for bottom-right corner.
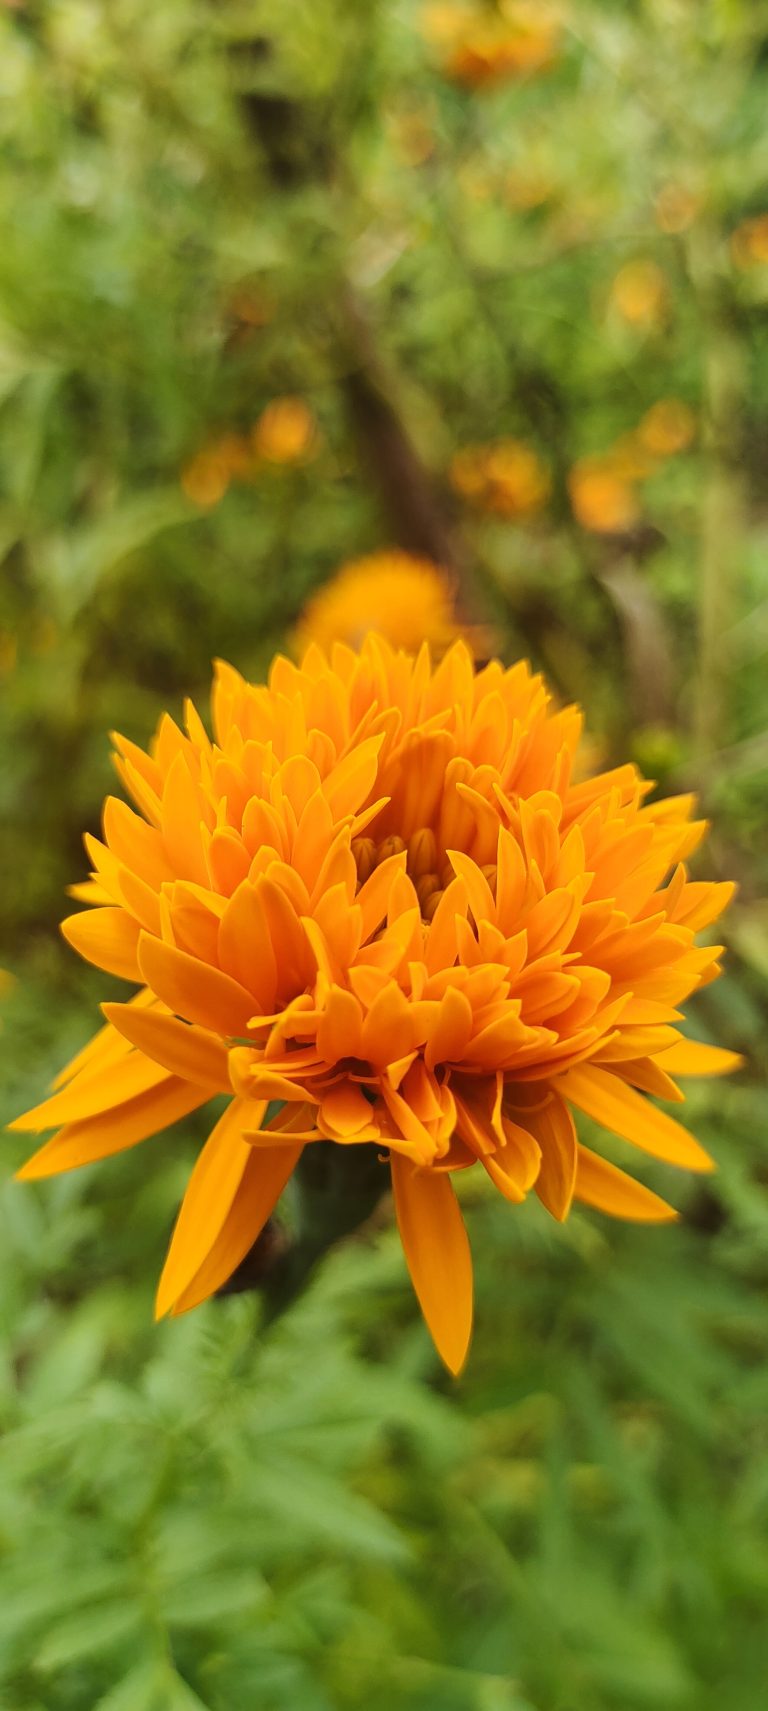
(1, 2), (768, 1707)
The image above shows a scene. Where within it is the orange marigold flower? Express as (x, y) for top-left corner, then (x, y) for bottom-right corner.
(251, 397), (318, 465)
(450, 439), (550, 519)
(11, 638), (738, 1373)
(422, 2), (560, 89)
(637, 399), (696, 458)
(293, 551), (467, 657)
(608, 260), (668, 330)
(181, 444), (234, 509)
(730, 214), (768, 271)
(568, 456), (641, 534)
(181, 433), (254, 507)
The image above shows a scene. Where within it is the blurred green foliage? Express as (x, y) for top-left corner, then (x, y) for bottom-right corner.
(1, 2), (768, 1707)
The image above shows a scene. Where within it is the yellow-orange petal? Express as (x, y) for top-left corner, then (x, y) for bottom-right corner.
(559, 1064), (714, 1172)
(574, 1144), (679, 1222)
(654, 1039), (744, 1078)
(102, 1003), (230, 1090)
(319, 1082), (378, 1139)
(169, 1139), (304, 1313)
(482, 1115), (541, 1202)
(137, 933), (255, 1037)
(156, 1096), (267, 1316)
(61, 907), (142, 981)
(528, 1092), (577, 1220)
(16, 1078), (212, 1179)
(9, 1048), (169, 1132)
(390, 1151), (473, 1375)
(218, 880), (278, 1010)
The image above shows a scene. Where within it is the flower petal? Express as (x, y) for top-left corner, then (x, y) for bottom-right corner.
(654, 1039), (743, 1078)
(559, 1064), (713, 1172)
(9, 1047), (169, 1132)
(169, 1139), (304, 1313)
(574, 1144), (679, 1222)
(155, 1096), (274, 1316)
(390, 1152), (473, 1375)
(16, 1078), (212, 1179)
(61, 907), (141, 981)
(527, 1092), (577, 1220)
(102, 1003), (230, 1090)
(137, 933), (255, 1037)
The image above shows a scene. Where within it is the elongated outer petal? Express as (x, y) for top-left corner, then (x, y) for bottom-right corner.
(102, 1003), (230, 1090)
(52, 988), (156, 1090)
(654, 1040), (744, 1078)
(137, 933), (255, 1037)
(155, 1096), (293, 1317)
(574, 1144), (679, 1222)
(16, 1078), (212, 1179)
(390, 1151), (473, 1375)
(9, 1048), (169, 1132)
(529, 1093), (577, 1221)
(61, 908), (141, 981)
(169, 1140), (304, 1314)
(558, 1064), (714, 1172)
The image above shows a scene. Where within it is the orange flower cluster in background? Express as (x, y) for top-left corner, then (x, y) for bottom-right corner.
(730, 214), (768, 271)
(637, 399), (696, 458)
(421, 2), (562, 90)
(181, 398), (318, 509)
(569, 399), (696, 534)
(11, 637), (738, 1372)
(293, 551), (467, 658)
(569, 455), (641, 535)
(450, 438), (550, 519)
(607, 260), (669, 331)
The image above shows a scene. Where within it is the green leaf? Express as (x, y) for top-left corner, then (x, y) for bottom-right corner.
(35, 1602), (144, 1673)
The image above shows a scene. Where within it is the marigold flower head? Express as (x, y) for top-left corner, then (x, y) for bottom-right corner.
(12, 637), (738, 1372)
(422, 2), (560, 89)
(608, 260), (668, 330)
(251, 397), (318, 465)
(181, 443), (236, 510)
(568, 456), (641, 534)
(293, 552), (467, 658)
(730, 214), (768, 271)
(181, 433), (254, 509)
(450, 439), (550, 519)
(637, 399), (696, 458)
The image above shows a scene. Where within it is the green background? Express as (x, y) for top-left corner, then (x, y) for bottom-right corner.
(1, 4), (767, 1707)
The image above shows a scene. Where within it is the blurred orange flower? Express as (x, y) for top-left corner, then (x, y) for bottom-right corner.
(294, 551), (467, 657)
(181, 433), (253, 509)
(252, 397), (318, 465)
(182, 403), (318, 509)
(730, 214), (768, 271)
(637, 399), (696, 457)
(450, 439), (550, 519)
(568, 456), (640, 534)
(569, 399), (696, 533)
(505, 167), (556, 212)
(608, 260), (668, 330)
(181, 445), (234, 510)
(422, 2), (561, 89)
